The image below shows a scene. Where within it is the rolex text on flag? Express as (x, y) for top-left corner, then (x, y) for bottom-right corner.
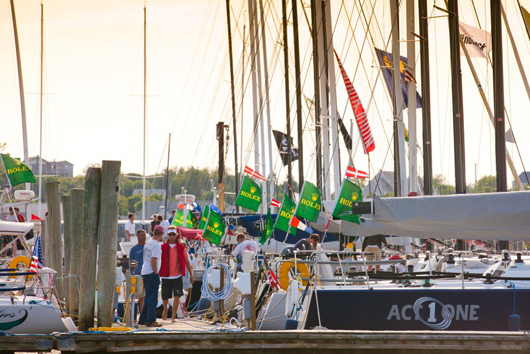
(333, 179), (363, 224)
(244, 166), (266, 181)
(345, 166), (369, 179)
(0, 154), (36, 187)
(273, 194), (296, 235)
(235, 176), (262, 212)
(202, 210), (226, 245)
(295, 181), (321, 223)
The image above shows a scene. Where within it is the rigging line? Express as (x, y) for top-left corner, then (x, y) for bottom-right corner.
(155, 136), (170, 175)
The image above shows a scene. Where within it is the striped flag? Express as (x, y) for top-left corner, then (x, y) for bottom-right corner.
(30, 236), (43, 273)
(270, 199), (281, 208)
(263, 258), (280, 291)
(345, 166), (369, 179)
(244, 166), (266, 181)
(403, 68), (417, 84)
(290, 217), (313, 234)
(334, 50), (375, 154)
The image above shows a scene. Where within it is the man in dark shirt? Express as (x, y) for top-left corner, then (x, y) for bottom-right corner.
(362, 235), (388, 272)
(294, 234), (320, 253)
(129, 229), (147, 314)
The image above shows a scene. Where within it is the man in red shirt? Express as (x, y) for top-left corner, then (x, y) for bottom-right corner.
(159, 226), (194, 322)
(14, 208), (25, 222)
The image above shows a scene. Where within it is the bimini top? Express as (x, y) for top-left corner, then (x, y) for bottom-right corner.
(0, 221), (34, 236)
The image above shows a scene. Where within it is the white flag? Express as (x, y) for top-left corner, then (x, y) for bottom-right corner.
(459, 22), (492, 59)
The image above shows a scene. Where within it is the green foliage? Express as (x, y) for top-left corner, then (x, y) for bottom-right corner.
(467, 175), (496, 194)
(433, 174), (455, 195)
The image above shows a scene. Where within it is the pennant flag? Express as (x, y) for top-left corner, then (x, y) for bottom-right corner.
(404, 125), (409, 143)
(295, 181), (321, 223)
(338, 114), (353, 150)
(202, 209), (226, 245)
(290, 217), (313, 234)
(260, 207), (274, 245)
(235, 176), (262, 212)
(244, 166), (266, 181)
(209, 204), (224, 217)
(270, 199), (281, 208)
(198, 204), (210, 230)
(31, 214), (41, 221)
(334, 51), (375, 154)
(273, 193), (296, 235)
(272, 130), (299, 166)
(30, 235), (43, 272)
(374, 47), (422, 109)
(333, 179), (363, 224)
(459, 22), (492, 59)
(345, 166), (369, 179)
(506, 128), (515, 143)
(0, 154), (36, 187)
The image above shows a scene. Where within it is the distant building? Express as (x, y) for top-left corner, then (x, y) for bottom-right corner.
(28, 156), (74, 178)
(512, 172), (530, 190)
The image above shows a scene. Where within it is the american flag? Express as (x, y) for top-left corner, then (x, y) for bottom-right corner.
(270, 199), (281, 208)
(30, 235), (43, 273)
(345, 166), (370, 179)
(244, 166), (266, 181)
(264, 261), (280, 291)
(404, 68), (417, 84)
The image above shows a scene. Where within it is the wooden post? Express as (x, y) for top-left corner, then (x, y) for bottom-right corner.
(45, 182), (63, 299)
(62, 194), (72, 316)
(69, 188), (85, 324)
(79, 167), (101, 330)
(96, 161), (121, 327)
(249, 270), (256, 330)
(219, 266), (225, 317)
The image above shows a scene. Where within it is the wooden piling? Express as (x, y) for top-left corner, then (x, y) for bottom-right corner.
(62, 194), (72, 315)
(45, 181), (63, 299)
(96, 161), (121, 327)
(79, 167), (101, 331)
(69, 188), (85, 323)
(250, 270), (256, 330)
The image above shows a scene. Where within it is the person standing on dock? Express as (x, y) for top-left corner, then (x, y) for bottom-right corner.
(139, 225), (164, 328)
(159, 226), (194, 322)
(362, 235), (388, 273)
(125, 213), (136, 242)
(168, 209), (176, 226)
(129, 229), (147, 315)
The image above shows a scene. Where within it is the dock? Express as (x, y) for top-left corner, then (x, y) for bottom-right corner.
(1, 318), (530, 354)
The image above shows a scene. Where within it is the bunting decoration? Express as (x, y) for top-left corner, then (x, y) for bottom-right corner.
(334, 50), (375, 154)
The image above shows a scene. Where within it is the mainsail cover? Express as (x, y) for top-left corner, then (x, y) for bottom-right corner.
(315, 192), (530, 240)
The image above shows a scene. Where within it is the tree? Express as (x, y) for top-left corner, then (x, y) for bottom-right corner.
(433, 174), (455, 195)
(83, 163), (101, 174)
(467, 175), (496, 194)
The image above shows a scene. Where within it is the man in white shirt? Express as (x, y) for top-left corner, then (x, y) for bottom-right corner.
(231, 234), (259, 272)
(125, 213), (136, 242)
(138, 225), (164, 327)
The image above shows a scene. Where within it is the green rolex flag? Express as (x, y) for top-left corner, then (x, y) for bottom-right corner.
(332, 179), (362, 224)
(172, 208), (195, 228)
(0, 154), (36, 187)
(295, 181), (321, 223)
(273, 194), (296, 235)
(198, 204), (210, 230)
(235, 176), (262, 212)
(260, 207), (274, 245)
(202, 209), (226, 245)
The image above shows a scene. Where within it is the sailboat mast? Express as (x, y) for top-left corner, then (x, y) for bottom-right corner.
(9, 0), (29, 181)
(419, 0), (433, 195)
(311, 0), (322, 191)
(292, 0), (304, 191)
(390, 0), (407, 197)
(164, 134), (171, 217)
(142, 3), (147, 222)
(317, 1), (330, 199)
(39, 1), (44, 217)
(406, 0), (417, 194)
(247, 0), (260, 185)
(225, 0), (240, 213)
(448, 0), (466, 194)
(282, 0), (292, 200)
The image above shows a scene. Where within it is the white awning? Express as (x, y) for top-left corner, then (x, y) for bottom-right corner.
(0, 221), (34, 236)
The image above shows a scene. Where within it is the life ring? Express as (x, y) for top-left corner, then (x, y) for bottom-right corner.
(9, 256), (32, 279)
(278, 259), (310, 290)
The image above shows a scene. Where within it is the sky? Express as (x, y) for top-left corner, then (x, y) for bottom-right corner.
(1, 0), (530, 197)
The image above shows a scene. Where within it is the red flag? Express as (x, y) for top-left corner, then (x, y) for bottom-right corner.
(31, 214), (41, 221)
(270, 199), (281, 208)
(334, 50), (375, 154)
(290, 217), (312, 233)
(244, 166), (266, 181)
(345, 166), (369, 179)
